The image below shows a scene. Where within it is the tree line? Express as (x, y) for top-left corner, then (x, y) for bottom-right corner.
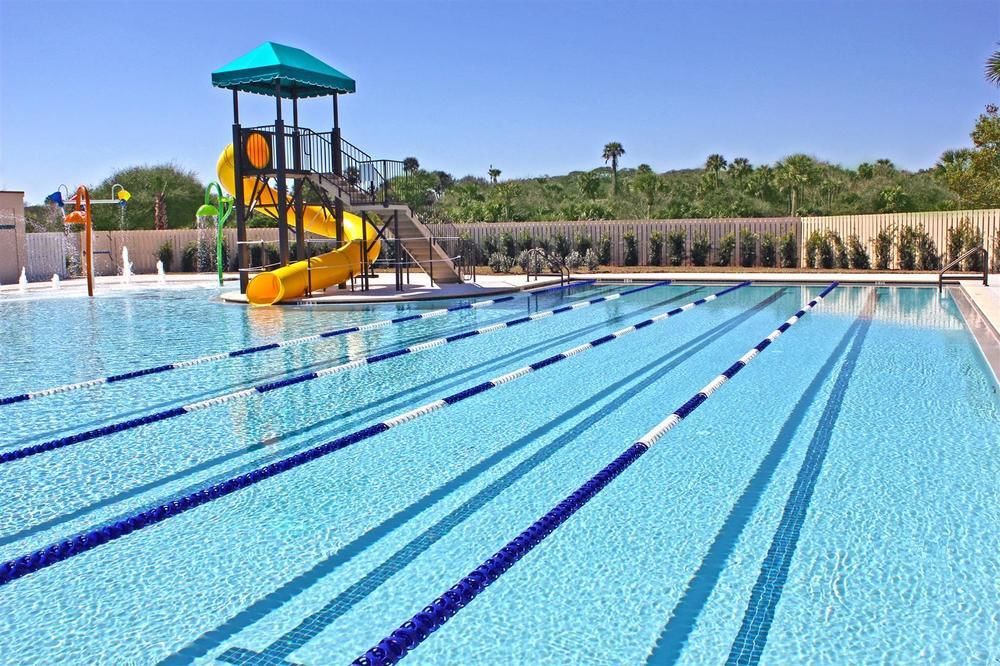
(24, 48), (1000, 231)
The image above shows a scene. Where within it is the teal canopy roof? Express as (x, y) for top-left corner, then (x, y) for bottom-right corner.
(212, 42), (355, 98)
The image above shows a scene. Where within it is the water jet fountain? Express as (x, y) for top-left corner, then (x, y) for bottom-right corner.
(121, 246), (133, 285)
(197, 182), (234, 286)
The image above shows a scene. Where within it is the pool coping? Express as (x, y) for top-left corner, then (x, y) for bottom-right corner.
(218, 276), (570, 305)
(952, 284), (1000, 386)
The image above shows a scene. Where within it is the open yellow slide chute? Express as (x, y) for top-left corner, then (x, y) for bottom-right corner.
(217, 144), (380, 305)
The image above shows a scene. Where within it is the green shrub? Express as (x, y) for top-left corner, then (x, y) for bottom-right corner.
(778, 231), (797, 268)
(498, 232), (515, 257)
(917, 229), (940, 270)
(180, 239), (222, 273)
(181, 242), (198, 272)
(516, 249), (544, 273)
(827, 231), (850, 269)
(805, 230), (824, 268)
(623, 231), (638, 266)
(264, 243), (279, 268)
(956, 219), (984, 271)
(584, 248), (600, 271)
(873, 227), (894, 270)
(898, 225), (919, 270)
(817, 234), (834, 269)
(648, 231), (664, 266)
(481, 235), (498, 261)
(759, 232), (777, 267)
(156, 241), (174, 272)
(690, 231), (711, 266)
(248, 242), (279, 270)
(565, 251), (584, 270)
(597, 234), (612, 265)
(553, 233), (572, 260)
(488, 252), (515, 272)
(575, 232), (593, 255)
(516, 231), (534, 253)
(667, 229), (686, 266)
(847, 234), (870, 269)
(738, 228), (757, 267)
(717, 232), (736, 266)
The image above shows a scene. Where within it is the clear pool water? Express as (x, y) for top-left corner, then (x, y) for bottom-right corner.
(0, 282), (997, 665)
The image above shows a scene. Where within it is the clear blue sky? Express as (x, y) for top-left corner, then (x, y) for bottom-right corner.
(1, 0), (997, 203)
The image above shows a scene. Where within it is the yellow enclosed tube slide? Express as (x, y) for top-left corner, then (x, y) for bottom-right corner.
(217, 144), (380, 305)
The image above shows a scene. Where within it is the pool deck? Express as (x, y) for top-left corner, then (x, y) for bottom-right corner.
(218, 272), (568, 304)
(955, 282), (1000, 382)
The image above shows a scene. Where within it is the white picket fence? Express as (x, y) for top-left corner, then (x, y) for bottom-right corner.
(800, 209), (1000, 269)
(24, 228), (281, 279)
(16, 209), (1000, 280)
(439, 209), (1000, 269)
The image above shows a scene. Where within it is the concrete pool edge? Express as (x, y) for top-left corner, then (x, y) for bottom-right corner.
(953, 284), (1000, 385)
(219, 270), (996, 305)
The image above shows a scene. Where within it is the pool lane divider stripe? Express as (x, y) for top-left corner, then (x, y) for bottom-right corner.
(350, 281), (838, 666)
(0, 281), (745, 588)
(0, 280), (597, 407)
(0, 282), (664, 465)
(725, 288), (874, 666)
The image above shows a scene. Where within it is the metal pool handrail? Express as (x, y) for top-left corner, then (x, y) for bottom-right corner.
(938, 245), (988, 293)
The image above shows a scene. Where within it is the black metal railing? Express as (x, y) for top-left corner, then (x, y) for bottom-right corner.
(938, 245), (989, 292)
(237, 125), (411, 206)
(298, 129), (335, 175)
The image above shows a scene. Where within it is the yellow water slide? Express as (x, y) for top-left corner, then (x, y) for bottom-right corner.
(217, 144), (380, 305)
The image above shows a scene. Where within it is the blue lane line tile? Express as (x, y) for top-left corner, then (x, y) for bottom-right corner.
(648, 291), (870, 665)
(725, 292), (876, 666)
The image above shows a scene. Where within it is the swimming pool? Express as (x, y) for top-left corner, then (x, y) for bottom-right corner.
(1, 282), (997, 664)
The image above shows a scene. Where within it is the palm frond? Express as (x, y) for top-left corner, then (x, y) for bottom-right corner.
(987, 47), (1000, 86)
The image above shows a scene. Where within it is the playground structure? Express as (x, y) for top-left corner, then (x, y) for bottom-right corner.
(45, 184), (131, 297)
(212, 42), (464, 305)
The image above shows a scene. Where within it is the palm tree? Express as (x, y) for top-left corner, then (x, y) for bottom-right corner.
(577, 171), (601, 199)
(730, 157), (752, 180)
(632, 164), (659, 217)
(774, 154), (816, 215)
(705, 154), (728, 185)
(602, 142), (625, 195)
(403, 157), (420, 174)
(488, 165), (501, 184)
(935, 149), (972, 175)
(431, 170), (453, 194)
(856, 162), (875, 179)
(745, 165), (774, 199)
(153, 192), (168, 230)
(874, 158), (896, 175)
(987, 45), (1000, 85)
